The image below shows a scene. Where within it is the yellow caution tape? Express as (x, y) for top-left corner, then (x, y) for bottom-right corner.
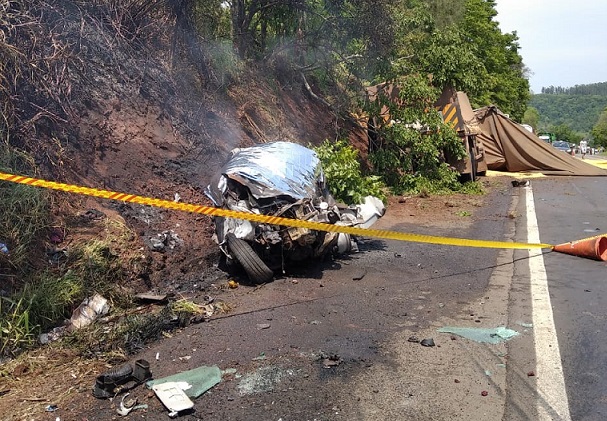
(0, 171), (552, 249)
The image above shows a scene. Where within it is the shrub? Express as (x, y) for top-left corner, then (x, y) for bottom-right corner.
(313, 140), (387, 205)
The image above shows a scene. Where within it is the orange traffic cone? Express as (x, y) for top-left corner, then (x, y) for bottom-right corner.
(552, 236), (607, 261)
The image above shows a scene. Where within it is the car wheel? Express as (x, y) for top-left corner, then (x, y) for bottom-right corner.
(226, 233), (274, 284)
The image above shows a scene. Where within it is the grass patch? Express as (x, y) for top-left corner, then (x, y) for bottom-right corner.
(0, 212), (141, 357)
(459, 180), (485, 195)
(0, 145), (50, 274)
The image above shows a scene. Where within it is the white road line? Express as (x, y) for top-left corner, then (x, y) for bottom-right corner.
(525, 186), (571, 420)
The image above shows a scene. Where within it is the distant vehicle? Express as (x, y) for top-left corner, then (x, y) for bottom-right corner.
(521, 124), (533, 133)
(552, 140), (572, 153)
(538, 132), (555, 143)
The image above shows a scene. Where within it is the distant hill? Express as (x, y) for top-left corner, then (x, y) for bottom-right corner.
(529, 82), (607, 134)
(539, 82), (607, 96)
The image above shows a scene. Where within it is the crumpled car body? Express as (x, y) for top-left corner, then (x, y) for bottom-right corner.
(204, 141), (385, 283)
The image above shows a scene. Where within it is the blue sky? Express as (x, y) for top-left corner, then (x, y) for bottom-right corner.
(494, 0), (607, 93)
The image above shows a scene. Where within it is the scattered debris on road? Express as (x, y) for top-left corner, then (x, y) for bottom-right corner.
(420, 338), (436, 347)
(151, 382), (194, 417)
(45, 404), (58, 412)
(39, 293), (110, 344)
(116, 393), (148, 416)
(148, 230), (183, 252)
(352, 268), (367, 281)
(70, 293), (110, 329)
(237, 365), (293, 395)
(93, 359), (152, 399)
(321, 353), (343, 368)
(145, 366), (222, 417)
(438, 326), (519, 344)
(146, 365), (222, 399)
(134, 293), (169, 303)
(81, 208), (105, 220)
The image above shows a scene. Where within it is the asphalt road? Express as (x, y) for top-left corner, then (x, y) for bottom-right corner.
(64, 174), (607, 421)
(512, 176), (607, 421)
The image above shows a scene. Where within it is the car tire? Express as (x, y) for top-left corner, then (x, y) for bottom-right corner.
(226, 233), (274, 284)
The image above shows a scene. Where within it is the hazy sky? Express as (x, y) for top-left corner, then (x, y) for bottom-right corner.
(494, 0), (607, 93)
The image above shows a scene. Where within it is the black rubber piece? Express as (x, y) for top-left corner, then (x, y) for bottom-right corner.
(226, 233), (274, 284)
(132, 359), (152, 382)
(93, 377), (114, 399)
(92, 359), (152, 399)
(101, 362), (133, 381)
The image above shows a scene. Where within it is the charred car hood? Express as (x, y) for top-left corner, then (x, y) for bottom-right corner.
(204, 141), (325, 206)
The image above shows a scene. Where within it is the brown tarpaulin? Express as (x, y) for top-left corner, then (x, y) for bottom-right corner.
(474, 106), (607, 176)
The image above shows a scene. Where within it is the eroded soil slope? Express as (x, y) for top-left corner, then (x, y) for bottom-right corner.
(4, 1), (359, 294)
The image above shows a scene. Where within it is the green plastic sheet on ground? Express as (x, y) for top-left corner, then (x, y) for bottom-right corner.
(437, 326), (520, 344)
(146, 365), (222, 398)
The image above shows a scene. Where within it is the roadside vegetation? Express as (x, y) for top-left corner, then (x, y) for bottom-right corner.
(313, 140), (387, 205)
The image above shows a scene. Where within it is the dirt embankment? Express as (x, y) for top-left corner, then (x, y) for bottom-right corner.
(4, 2), (359, 294)
(76, 71), (351, 292)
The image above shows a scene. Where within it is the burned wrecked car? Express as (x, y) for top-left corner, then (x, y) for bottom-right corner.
(204, 141), (385, 283)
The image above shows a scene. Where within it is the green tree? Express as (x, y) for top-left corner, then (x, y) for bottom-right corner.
(458, 0), (529, 119)
(591, 108), (607, 147)
(523, 107), (540, 132)
(552, 123), (583, 144)
(395, 0), (529, 120)
(530, 93), (607, 134)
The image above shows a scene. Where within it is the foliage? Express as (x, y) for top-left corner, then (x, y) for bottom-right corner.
(529, 93), (607, 134)
(551, 124), (583, 144)
(541, 82), (607, 96)
(591, 108), (607, 147)
(364, 75), (467, 195)
(523, 107), (540, 132)
(414, 24), (488, 95)
(0, 145), (49, 274)
(313, 140), (387, 204)
(0, 296), (36, 356)
(458, 180), (485, 195)
(223, 0), (529, 120)
(458, 0), (529, 120)
(401, 0), (529, 120)
(0, 218), (138, 357)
